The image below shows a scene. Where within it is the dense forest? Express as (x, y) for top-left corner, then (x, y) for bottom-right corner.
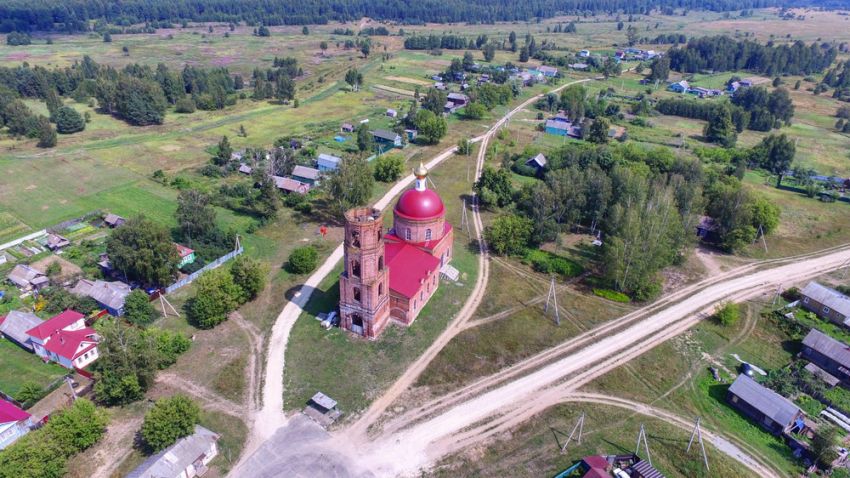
(667, 36), (837, 76)
(0, 0), (823, 33)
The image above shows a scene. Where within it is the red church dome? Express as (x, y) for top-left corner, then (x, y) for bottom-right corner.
(395, 188), (445, 220)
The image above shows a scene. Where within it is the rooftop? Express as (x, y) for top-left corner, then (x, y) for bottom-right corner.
(803, 328), (850, 370)
(126, 426), (219, 478)
(292, 165), (321, 181)
(26, 310), (85, 341)
(0, 399), (30, 424)
(801, 282), (850, 319)
(728, 375), (801, 426)
(385, 242), (441, 298)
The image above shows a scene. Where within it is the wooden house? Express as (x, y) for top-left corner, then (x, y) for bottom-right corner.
(800, 282), (850, 327)
(727, 375), (804, 435)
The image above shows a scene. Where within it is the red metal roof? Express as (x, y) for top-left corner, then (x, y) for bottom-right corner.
(385, 242), (440, 298)
(582, 469), (610, 478)
(0, 398), (30, 423)
(395, 188), (445, 221)
(26, 310), (84, 340)
(42, 327), (97, 360)
(582, 455), (609, 470)
(175, 243), (195, 258)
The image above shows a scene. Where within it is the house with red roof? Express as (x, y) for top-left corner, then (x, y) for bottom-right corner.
(338, 163), (453, 339)
(26, 310), (99, 369)
(175, 243), (196, 269)
(0, 399), (32, 450)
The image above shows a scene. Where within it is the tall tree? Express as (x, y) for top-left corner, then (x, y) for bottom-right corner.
(175, 189), (217, 242)
(106, 215), (179, 285)
(703, 104), (737, 147)
(754, 133), (795, 187)
(323, 156), (374, 214)
(140, 395), (200, 452)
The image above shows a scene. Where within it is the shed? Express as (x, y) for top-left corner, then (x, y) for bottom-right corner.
(340, 122), (355, 133)
(310, 392), (338, 412)
(317, 153), (342, 171)
(386, 108), (398, 118)
(45, 233), (70, 251)
(238, 163), (253, 175)
(272, 176), (311, 195)
(631, 459), (666, 478)
(538, 65), (559, 77)
(525, 153), (547, 170)
(103, 213), (126, 228)
(292, 165), (321, 184)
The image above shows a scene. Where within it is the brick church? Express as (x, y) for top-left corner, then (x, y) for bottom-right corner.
(339, 163), (453, 339)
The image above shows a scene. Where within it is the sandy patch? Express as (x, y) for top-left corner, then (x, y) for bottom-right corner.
(25, 184), (37, 190)
(160, 144), (181, 152)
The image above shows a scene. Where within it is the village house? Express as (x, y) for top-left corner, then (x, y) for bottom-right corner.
(6, 264), (48, 292)
(103, 213), (126, 228)
(568, 62), (589, 71)
(175, 244), (196, 269)
(339, 164), (453, 339)
(538, 65), (559, 77)
(272, 176), (311, 195)
(317, 153), (342, 172)
(668, 80), (690, 93)
(727, 375), (804, 435)
(127, 426), (220, 478)
(70, 279), (132, 316)
(444, 92), (470, 113)
(291, 165), (321, 185)
(371, 129), (403, 148)
(545, 118), (582, 138)
(45, 233), (70, 251)
(525, 153), (547, 173)
(800, 282), (850, 326)
(801, 329), (850, 387)
(26, 310), (99, 369)
(0, 310), (43, 351)
(0, 399), (32, 450)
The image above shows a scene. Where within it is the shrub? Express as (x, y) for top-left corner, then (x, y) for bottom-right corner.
(485, 214), (533, 256)
(781, 286), (801, 302)
(715, 302), (740, 326)
(373, 153), (406, 182)
(523, 249), (583, 278)
(593, 288), (631, 303)
(287, 246), (319, 274)
(186, 269), (242, 329)
(54, 106), (86, 134)
(124, 289), (157, 326)
(174, 97), (196, 113)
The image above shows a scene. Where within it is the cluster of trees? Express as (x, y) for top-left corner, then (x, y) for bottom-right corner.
(106, 216), (179, 286)
(0, 90), (56, 147)
(0, 0), (792, 33)
(187, 256), (267, 328)
(251, 57), (300, 102)
(667, 36), (837, 76)
(820, 60), (850, 102)
(481, 140), (782, 299)
(404, 34), (471, 50)
(656, 86), (795, 140)
(0, 399), (108, 478)
(0, 56), (253, 128)
(92, 320), (191, 405)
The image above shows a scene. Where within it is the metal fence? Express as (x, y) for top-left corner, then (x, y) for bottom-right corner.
(164, 247), (244, 294)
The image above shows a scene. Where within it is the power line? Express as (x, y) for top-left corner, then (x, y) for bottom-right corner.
(686, 417), (709, 471)
(545, 275), (560, 326)
(635, 424), (653, 467)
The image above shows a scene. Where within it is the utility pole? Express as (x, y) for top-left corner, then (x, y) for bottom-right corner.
(545, 275), (560, 326)
(460, 199), (471, 239)
(772, 283), (782, 306)
(635, 424), (653, 467)
(557, 412), (586, 454)
(686, 417), (709, 471)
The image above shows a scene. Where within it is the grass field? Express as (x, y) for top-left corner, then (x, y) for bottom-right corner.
(0, 339), (68, 399)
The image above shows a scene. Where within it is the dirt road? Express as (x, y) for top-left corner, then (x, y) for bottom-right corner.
(356, 245), (850, 477)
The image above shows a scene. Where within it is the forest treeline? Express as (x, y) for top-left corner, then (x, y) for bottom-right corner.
(656, 86), (795, 132)
(0, 0), (817, 33)
(667, 36), (837, 76)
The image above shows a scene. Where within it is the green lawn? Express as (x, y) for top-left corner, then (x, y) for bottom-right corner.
(0, 338), (68, 399)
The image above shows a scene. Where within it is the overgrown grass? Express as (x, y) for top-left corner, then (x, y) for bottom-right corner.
(593, 288), (631, 303)
(0, 339), (68, 399)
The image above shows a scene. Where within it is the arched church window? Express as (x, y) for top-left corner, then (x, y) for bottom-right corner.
(378, 256), (384, 271)
(405, 228), (412, 241)
(351, 230), (360, 248)
(352, 260), (361, 278)
(425, 229), (432, 241)
(353, 287), (361, 302)
(379, 282), (384, 296)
